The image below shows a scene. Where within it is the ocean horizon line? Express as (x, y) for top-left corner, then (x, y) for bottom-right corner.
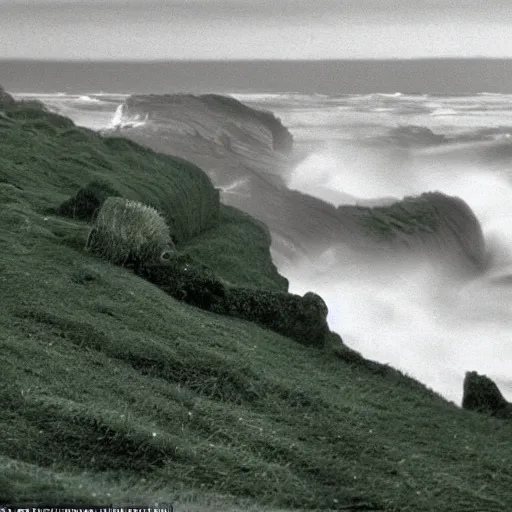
(3, 56), (512, 63)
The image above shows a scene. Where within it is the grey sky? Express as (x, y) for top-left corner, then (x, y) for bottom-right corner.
(1, 0), (511, 60)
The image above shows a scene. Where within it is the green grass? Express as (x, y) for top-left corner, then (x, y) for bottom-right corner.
(343, 197), (439, 240)
(1, 102), (512, 511)
(0, 105), (219, 244)
(183, 205), (288, 291)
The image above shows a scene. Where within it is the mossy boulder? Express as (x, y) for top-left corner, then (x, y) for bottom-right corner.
(303, 291), (328, 318)
(462, 371), (512, 419)
(134, 255), (329, 347)
(57, 180), (121, 222)
(134, 254), (227, 312)
(224, 288), (329, 348)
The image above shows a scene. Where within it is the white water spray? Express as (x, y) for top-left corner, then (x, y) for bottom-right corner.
(284, 141), (512, 404)
(108, 103), (149, 130)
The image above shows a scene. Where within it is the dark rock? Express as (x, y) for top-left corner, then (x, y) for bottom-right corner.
(386, 125), (448, 148)
(135, 252), (330, 347)
(462, 371), (512, 419)
(224, 288), (329, 348)
(0, 85), (16, 108)
(57, 180), (121, 222)
(134, 255), (227, 312)
(302, 291), (328, 319)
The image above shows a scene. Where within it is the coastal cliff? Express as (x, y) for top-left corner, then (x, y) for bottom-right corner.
(111, 93), (486, 271)
(1, 91), (511, 512)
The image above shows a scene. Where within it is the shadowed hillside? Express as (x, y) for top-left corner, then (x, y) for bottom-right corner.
(1, 94), (512, 511)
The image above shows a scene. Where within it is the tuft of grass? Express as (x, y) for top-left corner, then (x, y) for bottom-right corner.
(86, 196), (173, 266)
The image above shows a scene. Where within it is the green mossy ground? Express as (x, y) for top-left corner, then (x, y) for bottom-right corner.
(1, 103), (512, 511)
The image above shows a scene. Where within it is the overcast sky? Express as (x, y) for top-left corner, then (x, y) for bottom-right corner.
(1, 0), (511, 60)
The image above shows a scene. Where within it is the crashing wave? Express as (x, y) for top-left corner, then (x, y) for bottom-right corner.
(77, 95), (102, 103)
(346, 191), (485, 268)
(430, 108), (458, 116)
(370, 125), (512, 154)
(218, 178), (251, 198)
(107, 104), (149, 130)
(374, 92), (403, 98)
(110, 94), (293, 154)
(477, 92), (509, 97)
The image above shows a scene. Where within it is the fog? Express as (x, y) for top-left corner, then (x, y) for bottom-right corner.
(282, 141), (512, 404)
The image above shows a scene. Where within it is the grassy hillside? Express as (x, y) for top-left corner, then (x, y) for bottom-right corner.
(1, 101), (512, 512)
(0, 104), (220, 245)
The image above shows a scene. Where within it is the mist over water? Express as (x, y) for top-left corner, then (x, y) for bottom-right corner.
(283, 139), (512, 404)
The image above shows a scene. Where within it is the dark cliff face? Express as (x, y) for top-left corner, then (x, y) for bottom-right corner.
(122, 93), (293, 156)
(198, 94), (294, 154)
(112, 93), (486, 271)
(0, 85), (16, 108)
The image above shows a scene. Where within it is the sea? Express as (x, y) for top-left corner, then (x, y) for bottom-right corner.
(5, 59), (512, 405)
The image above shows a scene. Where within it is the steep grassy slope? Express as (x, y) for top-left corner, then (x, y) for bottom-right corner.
(0, 105), (220, 245)
(182, 205), (289, 291)
(1, 103), (512, 512)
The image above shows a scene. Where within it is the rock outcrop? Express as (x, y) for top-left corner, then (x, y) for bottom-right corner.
(199, 94), (293, 154)
(0, 85), (15, 108)
(462, 371), (512, 419)
(380, 125), (448, 148)
(134, 253), (330, 348)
